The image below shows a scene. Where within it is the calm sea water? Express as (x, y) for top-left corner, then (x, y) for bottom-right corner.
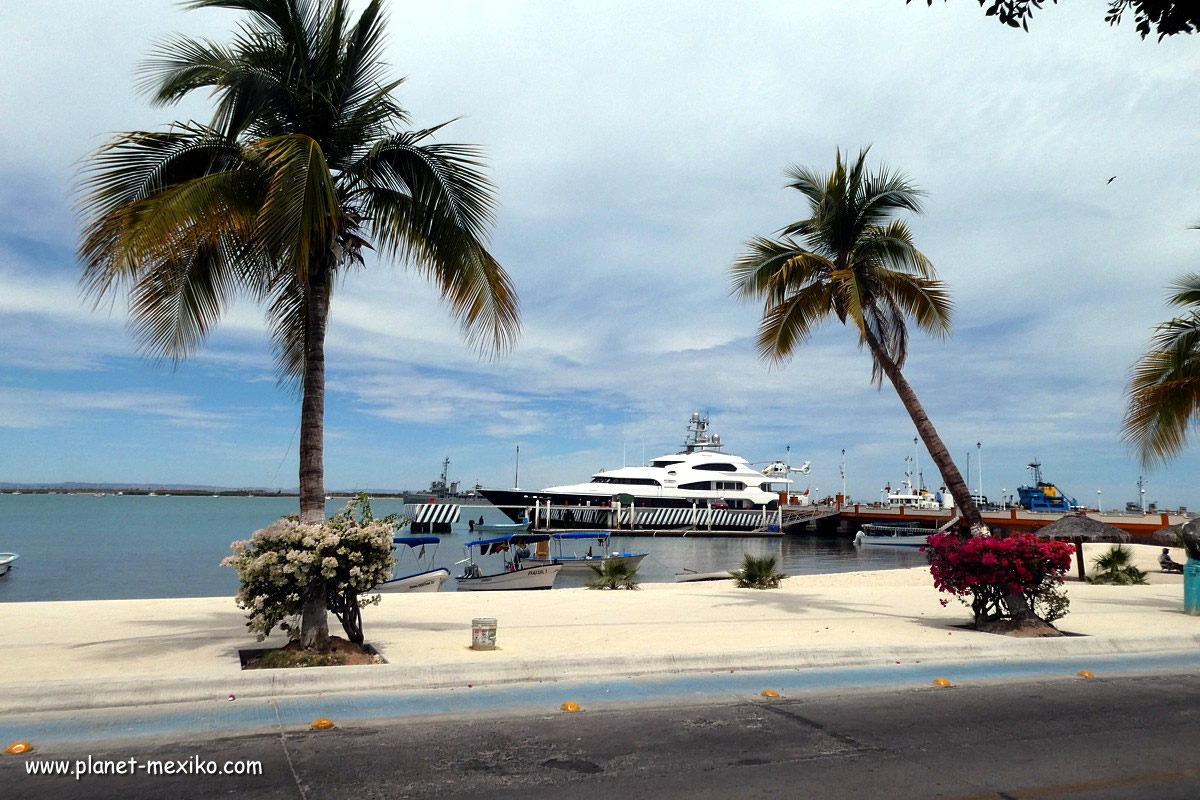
(0, 495), (927, 602)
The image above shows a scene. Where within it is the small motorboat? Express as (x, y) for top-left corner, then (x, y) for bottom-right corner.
(467, 518), (531, 535)
(853, 523), (935, 547)
(0, 553), (18, 577)
(375, 536), (451, 593)
(674, 567), (733, 583)
(523, 531), (648, 575)
(456, 533), (562, 591)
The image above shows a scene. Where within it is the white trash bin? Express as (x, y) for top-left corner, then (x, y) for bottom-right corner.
(471, 617), (497, 650)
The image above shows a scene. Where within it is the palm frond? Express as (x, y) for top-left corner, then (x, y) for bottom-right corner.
(754, 282), (834, 365)
(729, 237), (831, 304)
(1166, 273), (1200, 308)
(264, 275), (309, 390)
(253, 134), (339, 282)
(871, 268), (952, 338)
(351, 130), (519, 355)
(854, 220), (936, 279)
(1122, 313), (1200, 467)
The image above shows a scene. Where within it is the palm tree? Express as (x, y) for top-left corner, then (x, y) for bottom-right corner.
(1122, 255), (1200, 468)
(729, 554), (787, 589)
(78, 0), (519, 648)
(730, 147), (981, 529)
(1086, 545), (1148, 585)
(586, 559), (640, 590)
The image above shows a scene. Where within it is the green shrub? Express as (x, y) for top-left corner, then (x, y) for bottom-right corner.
(730, 554), (787, 589)
(586, 558), (640, 590)
(1087, 544), (1148, 585)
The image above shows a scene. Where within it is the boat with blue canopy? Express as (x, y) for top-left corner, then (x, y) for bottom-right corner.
(375, 536), (451, 593)
(457, 533), (562, 591)
(522, 531), (648, 575)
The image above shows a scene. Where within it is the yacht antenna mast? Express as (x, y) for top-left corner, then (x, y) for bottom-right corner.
(514, 445), (519, 489)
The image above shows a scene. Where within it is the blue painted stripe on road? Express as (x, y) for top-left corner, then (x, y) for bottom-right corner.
(4, 650), (1198, 747)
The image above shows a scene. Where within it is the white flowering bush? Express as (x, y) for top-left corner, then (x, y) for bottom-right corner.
(222, 494), (397, 646)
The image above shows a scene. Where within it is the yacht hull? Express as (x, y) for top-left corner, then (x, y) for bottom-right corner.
(477, 489), (778, 532)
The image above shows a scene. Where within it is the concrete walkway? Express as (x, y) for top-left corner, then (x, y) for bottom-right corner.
(2, 543), (1197, 716)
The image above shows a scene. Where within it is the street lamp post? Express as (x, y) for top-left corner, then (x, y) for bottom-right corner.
(1001, 488), (1006, 510)
(976, 441), (982, 503)
(840, 449), (846, 503)
(1097, 490), (1102, 513)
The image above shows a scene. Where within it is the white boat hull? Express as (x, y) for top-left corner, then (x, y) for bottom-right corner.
(456, 563), (562, 591)
(375, 568), (451, 593)
(675, 569), (732, 582)
(0, 553), (18, 576)
(470, 522), (531, 535)
(524, 553), (647, 575)
(853, 530), (930, 547)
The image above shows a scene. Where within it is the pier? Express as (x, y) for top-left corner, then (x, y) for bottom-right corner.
(404, 499), (1185, 538)
(808, 502), (1187, 538)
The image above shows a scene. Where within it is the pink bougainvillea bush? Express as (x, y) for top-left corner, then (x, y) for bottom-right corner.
(924, 532), (1075, 628)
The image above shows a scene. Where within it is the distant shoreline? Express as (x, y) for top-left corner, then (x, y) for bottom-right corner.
(0, 488), (412, 498)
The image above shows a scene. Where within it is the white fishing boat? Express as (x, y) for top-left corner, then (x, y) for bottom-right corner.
(853, 523), (937, 547)
(375, 536), (451, 593)
(0, 553), (18, 577)
(456, 533), (562, 591)
(479, 413), (811, 531)
(522, 531), (648, 575)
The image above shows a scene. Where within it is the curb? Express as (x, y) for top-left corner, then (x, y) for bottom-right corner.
(5, 634), (1200, 715)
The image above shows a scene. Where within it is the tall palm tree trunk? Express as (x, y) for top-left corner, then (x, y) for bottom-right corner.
(863, 330), (1037, 625)
(299, 257), (330, 650)
(861, 329), (983, 528)
(299, 264), (328, 525)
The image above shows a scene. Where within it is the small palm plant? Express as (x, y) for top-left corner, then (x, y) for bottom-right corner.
(586, 559), (639, 590)
(1087, 545), (1148, 585)
(730, 554), (787, 589)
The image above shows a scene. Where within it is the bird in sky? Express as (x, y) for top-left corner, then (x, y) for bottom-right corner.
(1107, 176), (1117, 184)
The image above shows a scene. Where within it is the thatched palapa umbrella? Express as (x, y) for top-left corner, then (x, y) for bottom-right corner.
(1039, 513), (1131, 580)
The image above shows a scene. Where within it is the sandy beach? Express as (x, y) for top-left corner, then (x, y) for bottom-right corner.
(2, 543), (1196, 715)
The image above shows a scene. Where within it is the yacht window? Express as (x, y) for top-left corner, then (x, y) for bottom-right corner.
(590, 476), (661, 487)
(651, 460), (683, 468)
(715, 481), (745, 491)
(693, 463), (737, 472)
(679, 481), (711, 491)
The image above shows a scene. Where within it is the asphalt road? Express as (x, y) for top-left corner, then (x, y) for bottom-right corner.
(5, 672), (1200, 799)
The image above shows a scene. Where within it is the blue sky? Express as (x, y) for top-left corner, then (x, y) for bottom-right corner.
(1, 1), (1198, 509)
